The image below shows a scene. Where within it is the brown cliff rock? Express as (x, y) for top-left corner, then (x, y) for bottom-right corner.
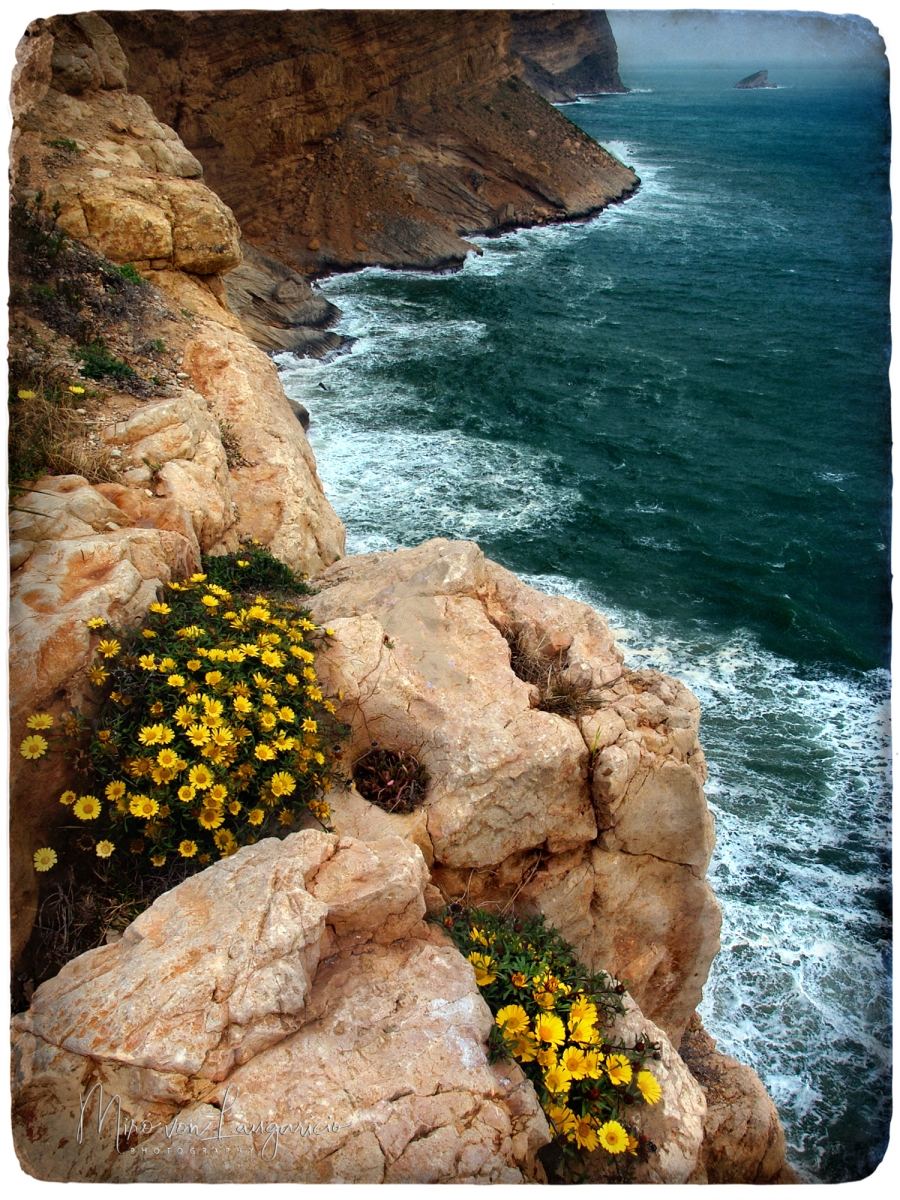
(511, 10), (628, 103)
(103, 9), (639, 278)
(306, 538), (721, 1046)
(12, 830), (550, 1183)
(680, 1013), (801, 1183)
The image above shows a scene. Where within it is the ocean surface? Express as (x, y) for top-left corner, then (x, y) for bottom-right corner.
(277, 66), (891, 1182)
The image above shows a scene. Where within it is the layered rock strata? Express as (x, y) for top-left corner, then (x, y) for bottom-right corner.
(306, 537), (719, 1047)
(103, 9), (638, 278)
(9, 15), (344, 959)
(510, 10), (628, 102)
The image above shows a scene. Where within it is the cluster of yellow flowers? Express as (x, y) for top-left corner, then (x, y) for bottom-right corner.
(453, 916), (661, 1165)
(26, 568), (344, 872)
(493, 994), (661, 1152)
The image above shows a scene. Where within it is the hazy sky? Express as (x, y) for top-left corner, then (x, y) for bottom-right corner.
(607, 10), (887, 70)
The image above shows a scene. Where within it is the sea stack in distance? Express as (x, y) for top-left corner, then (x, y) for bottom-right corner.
(734, 69), (777, 89)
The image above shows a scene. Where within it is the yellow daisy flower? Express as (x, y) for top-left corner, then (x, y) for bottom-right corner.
(179, 840), (198, 858)
(26, 713), (54, 730)
(95, 841), (115, 858)
(149, 602), (171, 614)
(97, 639), (121, 658)
(597, 1121), (629, 1154)
(606, 1055), (633, 1087)
(167, 674), (186, 688)
(74, 795), (101, 820)
(88, 664), (110, 685)
(466, 952), (496, 986)
(270, 771), (296, 797)
(188, 764), (215, 789)
(59, 790), (76, 806)
(20, 734), (48, 760)
(559, 1046), (588, 1079)
(543, 1064), (573, 1095)
(495, 1005), (530, 1035)
(254, 744), (277, 761)
(198, 808), (225, 830)
(33, 847), (57, 872)
(571, 1117), (599, 1153)
(151, 854), (166, 867)
(105, 781), (126, 800)
(228, 800), (242, 815)
(178, 785), (196, 803)
(129, 795), (159, 818)
(637, 1070), (662, 1105)
(247, 808), (265, 826)
(208, 783), (228, 803)
(533, 1013), (566, 1047)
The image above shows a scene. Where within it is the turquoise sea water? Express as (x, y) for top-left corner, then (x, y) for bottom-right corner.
(278, 66), (891, 1181)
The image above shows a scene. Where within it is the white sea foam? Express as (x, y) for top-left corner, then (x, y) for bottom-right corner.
(519, 571), (891, 1180)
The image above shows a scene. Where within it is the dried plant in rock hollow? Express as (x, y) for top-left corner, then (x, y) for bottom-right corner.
(352, 745), (429, 813)
(503, 625), (601, 719)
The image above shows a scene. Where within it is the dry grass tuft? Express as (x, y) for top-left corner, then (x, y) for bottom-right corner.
(503, 625), (600, 718)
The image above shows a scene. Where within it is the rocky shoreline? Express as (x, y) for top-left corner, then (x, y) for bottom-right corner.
(9, 11), (798, 1184)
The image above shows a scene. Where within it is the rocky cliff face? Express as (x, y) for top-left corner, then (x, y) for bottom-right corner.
(510, 10), (627, 102)
(102, 8), (638, 284)
(8, 14), (345, 959)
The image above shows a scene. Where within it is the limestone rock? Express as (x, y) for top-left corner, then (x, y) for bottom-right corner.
(309, 539), (720, 1044)
(181, 320), (345, 572)
(8, 522), (199, 961)
(589, 848), (721, 1047)
(223, 240), (346, 356)
(327, 785), (435, 868)
(12, 832), (550, 1183)
(16, 832), (338, 1081)
(307, 834), (429, 945)
(9, 475), (130, 544)
(679, 1014), (801, 1183)
(106, 10), (639, 278)
(308, 541), (598, 868)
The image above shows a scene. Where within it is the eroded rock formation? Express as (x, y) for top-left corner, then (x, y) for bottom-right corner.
(306, 537), (720, 1047)
(102, 9), (638, 279)
(12, 830), (547, 1182)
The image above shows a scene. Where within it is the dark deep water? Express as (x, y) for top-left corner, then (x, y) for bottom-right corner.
(278, 66), (891, 1181)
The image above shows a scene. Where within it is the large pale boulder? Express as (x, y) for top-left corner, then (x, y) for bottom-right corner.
(589, 849), (722, 1045)
(308, 538), (721, 1044)
(12, 831), (550, 1183)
